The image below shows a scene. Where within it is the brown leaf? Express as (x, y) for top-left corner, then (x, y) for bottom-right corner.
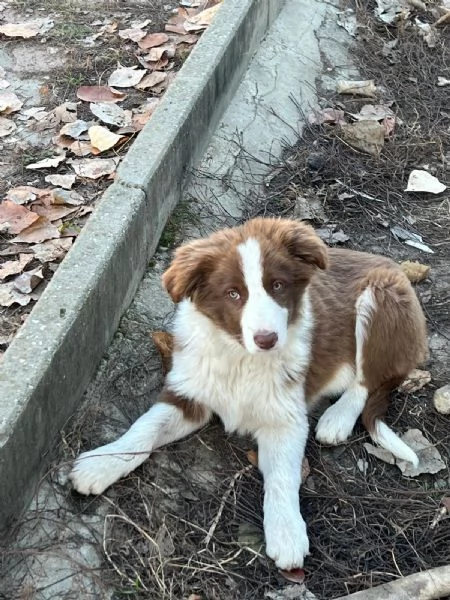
(165, 23), (188, 34)
(76, 86), (127, 103)
(0, 200), (39, 234)
(0, 254), (33, 280)
(12, 216), (60, 243)
(69, 140), (95, 157)
(136, 71), (167, 90)
(31, 203), (78, 222)
(340, 121), (385, 156)
(151, 330), (174, 375)
(60, 119), (89, 139)
(132, 99), (160, 130)
(184, 4), (221, 29)
(400, 260), (430, 283)
(138, 32), (169, 49)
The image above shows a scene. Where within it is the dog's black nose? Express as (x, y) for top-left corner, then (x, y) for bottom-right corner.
(253, 331), (278, 350)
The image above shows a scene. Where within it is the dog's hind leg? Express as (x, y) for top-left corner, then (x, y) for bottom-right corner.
(70, 390), (211, 496)
(315, 287), (374, 445)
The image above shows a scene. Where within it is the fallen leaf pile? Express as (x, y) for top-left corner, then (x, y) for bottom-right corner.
(0, 0), (223, 349)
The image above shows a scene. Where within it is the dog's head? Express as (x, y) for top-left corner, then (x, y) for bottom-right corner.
(162, 218), (328, 353)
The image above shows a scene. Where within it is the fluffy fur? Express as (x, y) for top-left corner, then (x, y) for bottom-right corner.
(70, 217), (428, 570)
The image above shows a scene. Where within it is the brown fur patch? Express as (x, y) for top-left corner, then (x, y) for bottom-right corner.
(160, 387), (207, 423)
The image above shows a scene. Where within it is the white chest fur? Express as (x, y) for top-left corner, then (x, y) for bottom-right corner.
(166, 295), (314, 434)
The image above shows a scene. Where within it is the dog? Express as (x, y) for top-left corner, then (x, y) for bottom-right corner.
(69, 217), (428, 570)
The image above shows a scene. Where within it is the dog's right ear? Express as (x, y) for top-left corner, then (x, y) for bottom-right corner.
(162, 239), (214, 303)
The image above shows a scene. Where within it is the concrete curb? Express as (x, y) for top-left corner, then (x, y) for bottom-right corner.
(0, 0), (283, 533)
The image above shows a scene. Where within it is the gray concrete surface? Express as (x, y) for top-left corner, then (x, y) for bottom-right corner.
(0, 0), (282, 534)
(1, 0), (355, 598)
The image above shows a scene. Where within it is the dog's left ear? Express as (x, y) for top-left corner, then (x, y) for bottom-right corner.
(162, 238), (215, 303)
(282, 220), (328, 270)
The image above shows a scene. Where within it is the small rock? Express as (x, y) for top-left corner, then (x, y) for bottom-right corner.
(433, 384), (450, 415)
(307, 152), (326, 170)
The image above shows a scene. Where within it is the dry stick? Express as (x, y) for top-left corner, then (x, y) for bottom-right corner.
(434, 10), (450, 26)
(335, 565), (450, 600)
(203, 464), (253, 548)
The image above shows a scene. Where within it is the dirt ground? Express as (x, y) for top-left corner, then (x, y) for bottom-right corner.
(1, 0), (450, 598)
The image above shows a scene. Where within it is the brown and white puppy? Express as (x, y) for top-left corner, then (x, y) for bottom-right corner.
(70, 218), (428, 570)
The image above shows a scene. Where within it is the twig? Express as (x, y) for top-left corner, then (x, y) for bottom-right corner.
(203, 464), (253, 547)
(335, 565), (450, 600)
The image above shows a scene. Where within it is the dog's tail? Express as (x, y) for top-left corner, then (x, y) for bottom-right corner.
(362, 380), (419, 467)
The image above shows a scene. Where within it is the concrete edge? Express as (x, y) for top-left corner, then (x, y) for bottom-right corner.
(0, 0), (284, 534)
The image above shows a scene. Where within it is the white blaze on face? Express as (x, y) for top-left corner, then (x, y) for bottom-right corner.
(237, 238), (289, 353)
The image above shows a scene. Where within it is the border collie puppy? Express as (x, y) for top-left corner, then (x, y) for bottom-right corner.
(70, 217), (427, 570)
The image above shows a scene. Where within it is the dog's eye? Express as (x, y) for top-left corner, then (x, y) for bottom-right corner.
(272, 280), (284, 292)
(228, 289), (241, 301)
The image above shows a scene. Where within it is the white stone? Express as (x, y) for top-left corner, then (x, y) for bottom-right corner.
(433, 384), (450, 415)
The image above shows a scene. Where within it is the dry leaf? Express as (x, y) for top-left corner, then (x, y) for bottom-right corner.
(0, 117), (16, 137)
(0, 254), (33, 280)
(60, 119), (89, 139)
(437, 76), (450, 87)
(336, 79), (377, 97)
(136, 71), (167, 90)
(308, 108), (346, 126)
(54, 101), (78, 123)
(51, 188), (84, 205)
(13, 267), (44, 294)
(108, 66), (147, 88)
(45, 173), (76, 189)
(5, 186), (41, 205)
(132, 98), (160, 130)
(33, 238), (73, 262)
(69, 157), (119, 179)
(316, 225), (349, 244)
(13, 216), (60, 243)
(0, 18), (53, 38)
(340, 121), (385, 156)
(405, 170), (446, 194)
(76, 85), (127, 103)
(398, 369), (431, 393)
(400, 260), (430, 283)
(32, 203), (78, 222)
(350, 104), (395, 121)
(138, 32), (169, 49)
(0, 282), (18, 307)
(69, 140), (95, 157)
(118, 27), (148, 42)
(90, 102), (128, 127)
(26, 153), (66, 170)
(184, 4), (221, 30)
(0, 200), (39, 234)
(0, 91), (23, 114)
(88, 125), (123, 152)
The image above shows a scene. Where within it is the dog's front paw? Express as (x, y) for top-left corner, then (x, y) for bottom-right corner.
(265, 513), (310, 570)
(69, 445), (133, 495)
(315, 402), (355, 445)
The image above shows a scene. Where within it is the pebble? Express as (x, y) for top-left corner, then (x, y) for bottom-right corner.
(433, 384), (450, 415)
